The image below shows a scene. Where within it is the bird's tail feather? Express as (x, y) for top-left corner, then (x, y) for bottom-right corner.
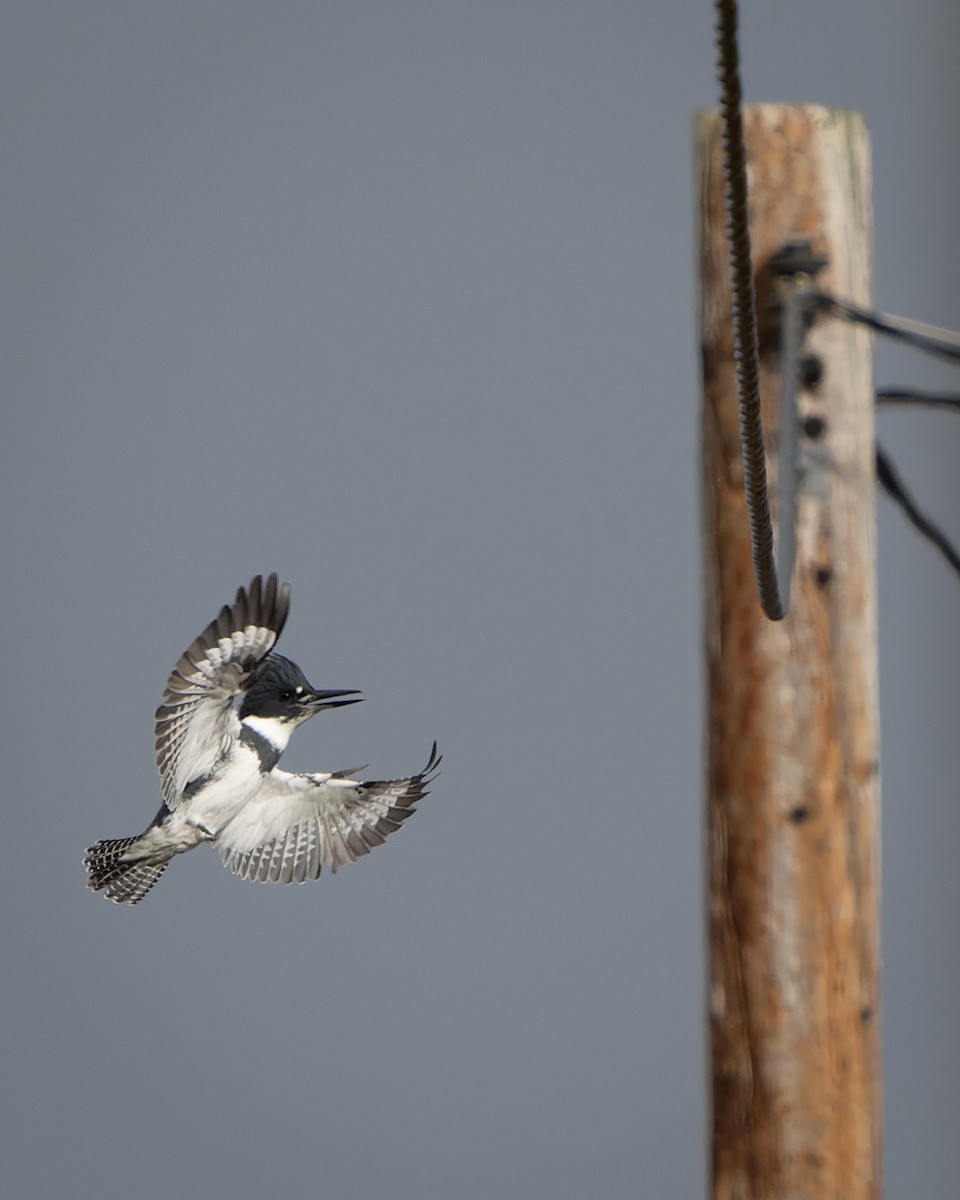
(84, 835), (170, 905)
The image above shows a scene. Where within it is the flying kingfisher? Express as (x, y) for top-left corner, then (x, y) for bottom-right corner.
(85, 573), (439, 904)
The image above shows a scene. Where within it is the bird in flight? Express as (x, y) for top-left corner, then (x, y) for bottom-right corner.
(85, 574), (439, 904)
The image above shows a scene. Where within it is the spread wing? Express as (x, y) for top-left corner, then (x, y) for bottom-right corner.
(154, 574), (291, 810)
(216, 744), (441, 883)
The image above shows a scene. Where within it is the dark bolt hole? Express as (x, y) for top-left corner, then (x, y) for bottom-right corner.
(799, 355), (823, 390)
(803, 415), (827, 440)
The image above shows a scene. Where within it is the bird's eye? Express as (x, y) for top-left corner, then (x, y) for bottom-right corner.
(277, 689), (293, 703)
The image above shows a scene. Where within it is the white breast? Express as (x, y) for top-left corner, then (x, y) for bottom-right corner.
(180, 741), (270, 837)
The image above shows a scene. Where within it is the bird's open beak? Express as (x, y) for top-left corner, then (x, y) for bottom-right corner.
(303, 688), (363, 712)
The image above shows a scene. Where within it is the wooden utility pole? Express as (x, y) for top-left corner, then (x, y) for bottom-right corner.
(698, 107), (882, 1199)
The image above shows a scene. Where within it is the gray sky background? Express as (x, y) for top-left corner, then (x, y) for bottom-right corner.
(3, 3), (959, 1197)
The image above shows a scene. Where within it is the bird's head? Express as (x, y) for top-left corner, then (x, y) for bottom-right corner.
(239, 654), (362, 727)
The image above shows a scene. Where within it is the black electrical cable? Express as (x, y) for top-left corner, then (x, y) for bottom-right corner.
(715, 0), (785, 619)
(876, 444), (960, 582)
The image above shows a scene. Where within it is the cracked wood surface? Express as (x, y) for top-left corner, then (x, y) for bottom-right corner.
(699, 106), (881, 1200)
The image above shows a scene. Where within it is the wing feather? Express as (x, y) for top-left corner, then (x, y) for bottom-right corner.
(217, 744), (440, 883)
(154, 574), (291, 810)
